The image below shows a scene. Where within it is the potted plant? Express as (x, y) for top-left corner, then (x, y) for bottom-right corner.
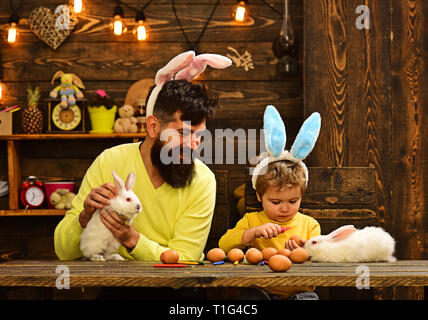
(87, 89), (118, 133)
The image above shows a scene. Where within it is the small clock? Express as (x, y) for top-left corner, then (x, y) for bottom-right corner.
(20, 176), (45, 209)
(52, 103), (82, 131)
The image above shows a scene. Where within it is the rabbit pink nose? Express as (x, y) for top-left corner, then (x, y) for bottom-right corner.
(137, 204), (141, 210)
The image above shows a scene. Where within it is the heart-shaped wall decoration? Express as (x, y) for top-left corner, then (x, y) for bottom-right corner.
(29, 6), (78, 50)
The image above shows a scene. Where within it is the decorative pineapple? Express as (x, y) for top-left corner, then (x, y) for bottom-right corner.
(22, 86), (43, 133)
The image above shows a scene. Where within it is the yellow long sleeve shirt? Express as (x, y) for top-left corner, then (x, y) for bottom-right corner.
(219, 210), (321, 299)
(54, 142), (216, 261)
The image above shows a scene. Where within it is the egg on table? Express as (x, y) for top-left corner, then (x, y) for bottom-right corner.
(245, 248), (263, 264)
(227, 248), (244, 263)
(289, 247), (308, 263)
(261, 247), (278, 261)
(268, 254), (292, 272)
(160, 249), (179, 264)
(277, 248), (291, 257)
(206, 248), (226, 263)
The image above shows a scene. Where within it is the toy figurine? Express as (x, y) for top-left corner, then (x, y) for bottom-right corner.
(114, 104), (138, 133)
(50, 71), (85, 109)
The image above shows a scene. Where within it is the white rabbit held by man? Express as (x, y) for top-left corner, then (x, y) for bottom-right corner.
(304, 225), (396, 263)
(80, 171), (142, 261)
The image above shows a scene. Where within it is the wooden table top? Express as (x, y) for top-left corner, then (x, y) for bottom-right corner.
(0, 260), (427, 288)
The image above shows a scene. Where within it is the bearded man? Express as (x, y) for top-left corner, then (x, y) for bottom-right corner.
(54, 79), (218, 261)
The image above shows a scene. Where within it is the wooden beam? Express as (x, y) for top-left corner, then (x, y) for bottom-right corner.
(7, 141), (20, 210)
(390, 0), (427, 300)
(304, 0), (348, 167)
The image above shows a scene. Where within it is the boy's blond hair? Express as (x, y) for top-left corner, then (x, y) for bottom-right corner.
(255, 160), (307, 197)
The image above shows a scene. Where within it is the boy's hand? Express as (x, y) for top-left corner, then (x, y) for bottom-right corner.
(254, 223), (283, 239)
(285, 238), (306, 251)
(242, 223), (283, 244)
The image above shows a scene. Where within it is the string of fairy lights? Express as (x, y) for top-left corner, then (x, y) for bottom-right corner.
(0, 0), (290, 102)
(4, 0), (284, 43)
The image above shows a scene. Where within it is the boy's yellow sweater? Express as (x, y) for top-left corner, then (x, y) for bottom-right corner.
(219, 211), (321, 299)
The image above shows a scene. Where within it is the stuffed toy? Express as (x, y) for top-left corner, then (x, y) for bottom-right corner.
(124, 79), (153, 133)
(114, 104), (138, 133)
(50, 188), (76, 210)
(251, 105), (321, 190)
(233, 183), (246, 216)
(50, 71), (85, 109)
(146, 51), (232, 117)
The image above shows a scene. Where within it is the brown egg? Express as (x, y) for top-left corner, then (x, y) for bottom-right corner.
(160, 249), (179, 264)
(245, 248), (263, 264)
(227, 248), (244, 263)
(261, 247), (278, 260)
(206, 248), (226, 263)
(289, 247), (308, 263)
(289, 235), (303, 246)
(278, 248), (291, 257)
(268, 254), (292, 272)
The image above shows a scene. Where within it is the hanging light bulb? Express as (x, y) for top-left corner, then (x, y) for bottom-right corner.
(73, 0), (84, 14)
(134, 10), (148, 41)
(0, 82), (5, 101)
(7, 13), (19, 43)
(232, 0), (249, 23)
(112, 5), (126, 36)
(7, 23), (18, 43)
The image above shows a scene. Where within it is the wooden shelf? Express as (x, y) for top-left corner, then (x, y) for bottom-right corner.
(1, 133), (146, 212)
(0, 133), (146, 140)
(0, 209), (66, 216)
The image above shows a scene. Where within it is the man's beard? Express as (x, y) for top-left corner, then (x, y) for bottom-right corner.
(150, 137), (195, 188)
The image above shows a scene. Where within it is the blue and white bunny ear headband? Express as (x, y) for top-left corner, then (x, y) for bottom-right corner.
(146, 51), (232, 117)
(251, 105), (321, 190)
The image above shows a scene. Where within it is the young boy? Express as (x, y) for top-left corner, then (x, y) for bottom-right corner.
(219, 160), (321, 300)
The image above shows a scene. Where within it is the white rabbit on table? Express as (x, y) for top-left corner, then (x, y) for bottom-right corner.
(304, 225), (396, 263)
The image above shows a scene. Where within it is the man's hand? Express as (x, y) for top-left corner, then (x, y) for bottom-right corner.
(99, 208), (140, 251)
(79, 183), (117, 228)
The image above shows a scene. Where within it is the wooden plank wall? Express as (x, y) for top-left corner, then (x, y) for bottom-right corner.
(0, 1), (303, 259)
(0, 0), (302, 130)
(0, 0), (303, 178)
(305, 0), (427, 299)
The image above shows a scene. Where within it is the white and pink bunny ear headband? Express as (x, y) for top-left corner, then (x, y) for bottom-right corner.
(251, 105), (321, 190)
(146, 50), (232, 117)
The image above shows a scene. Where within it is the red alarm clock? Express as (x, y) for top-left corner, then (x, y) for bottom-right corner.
(20, 176), (45, 209)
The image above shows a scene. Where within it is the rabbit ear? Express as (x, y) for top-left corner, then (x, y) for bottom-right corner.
(155, 51), (195, 85)
(112, 170), (125, 192)
(51, 71), (64, 84)
(263, 105), (286, 158)
(175, 53), (232, 82)
(125, 172), (136, 191)
(290, 112), (321, 160)
(71, 74), (85, 89)
(327, 225), (356, 241)
(146, 51), (195, 117)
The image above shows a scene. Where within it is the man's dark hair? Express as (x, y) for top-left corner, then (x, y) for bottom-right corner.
(147, 80), (218, 125)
